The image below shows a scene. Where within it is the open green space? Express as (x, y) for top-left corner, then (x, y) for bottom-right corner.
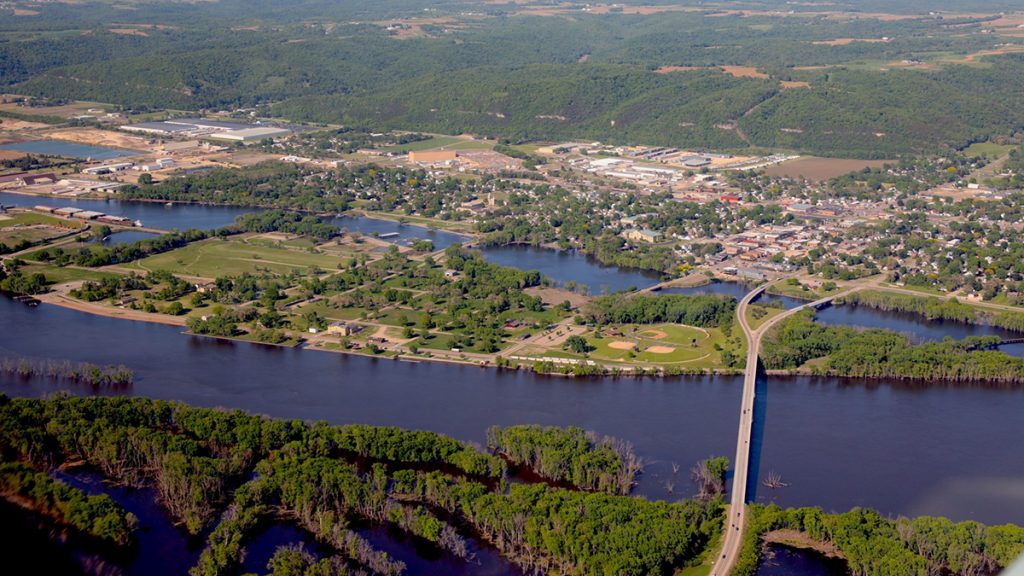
(125, 236), (343, 278)
(21, 263), (120, 285)
(584, 323), (729, 365)
(378, 136), (462, 153)
(964, 142), (1015, 159)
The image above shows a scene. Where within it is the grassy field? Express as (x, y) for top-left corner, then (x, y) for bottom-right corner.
(379, 136), (462, 153)
(963, 142), (1015, 159)
(745, 304), (787, 331)
(125, 237), (343, 278)
(0, 213), (83, 229)
(22, 264), (120, 284)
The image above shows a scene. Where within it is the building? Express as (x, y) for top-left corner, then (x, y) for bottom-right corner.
(208, 127), (293, 142)
(681, 156), (712, 168)
(408, 150), (457, 164)
(16, 173), (58, 186)
(622, 228), (663, 243)
(83, 162), (134, 175)
(121, 121), (194, 136)
(327, 321), (363, 336)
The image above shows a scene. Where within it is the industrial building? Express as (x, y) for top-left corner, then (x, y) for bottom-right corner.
(207, 127), (293, 142)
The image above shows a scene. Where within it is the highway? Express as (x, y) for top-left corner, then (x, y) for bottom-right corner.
(713, 281), (864, 576)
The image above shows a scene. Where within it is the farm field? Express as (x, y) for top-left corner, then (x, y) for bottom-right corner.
(764, 157), (894, 181)
(124, 236), (343, 278)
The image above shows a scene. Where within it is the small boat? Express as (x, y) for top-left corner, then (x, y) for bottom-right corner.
(13, 295), (41, 307)
(164, 202), (173, 207)
(134, 220), (144, 227)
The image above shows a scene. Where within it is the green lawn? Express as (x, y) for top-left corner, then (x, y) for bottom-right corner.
(125, 237), (343, 278)
(22, 264), (120, 284)
(379, 136), (462, 153)
(0, 212), (84, 229)
(964, 142), (1014, 159)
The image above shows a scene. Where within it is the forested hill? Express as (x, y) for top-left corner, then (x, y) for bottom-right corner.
(6, 0), (1024, 156)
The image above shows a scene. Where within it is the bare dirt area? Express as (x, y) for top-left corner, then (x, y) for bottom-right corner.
(13, 8), (40, 16)
(524, 286), (590, 309)
(655, 66), (702, 74)
(812, 38), (890, 46)
(720, 66), (769, 79)
(37, 292), (187, 327)
(638, 329), (668, 340)
(646, 345), (676, 354)
(765, 157), (893, 181)
(43, 129), (149, 150)
(223, 152), (283, 167)
(0, 118), (51, 131)
(109, 28), (149, 36)
(608, 341), (637, 350)
(763, 529), (845, 559)
(0, 150), (28, 161)
(944, 45), (1024, 64)
(780, 81), (811, 89)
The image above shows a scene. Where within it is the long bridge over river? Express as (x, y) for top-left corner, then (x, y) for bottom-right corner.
(712, 280), (866, 576)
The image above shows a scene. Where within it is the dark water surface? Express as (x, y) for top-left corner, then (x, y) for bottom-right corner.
(479, 244), (662, 294)
(0, 140), (137, 160)
(330, 215), (469, 250)
(0, 191), (259, 231)
(755, 544), (846, 576)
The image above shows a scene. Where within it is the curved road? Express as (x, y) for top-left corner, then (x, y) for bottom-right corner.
(713, 280), (866, 576)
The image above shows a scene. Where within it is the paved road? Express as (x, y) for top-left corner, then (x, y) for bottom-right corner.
(713, 281), (864, 575)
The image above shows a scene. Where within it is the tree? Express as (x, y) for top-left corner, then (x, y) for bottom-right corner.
(565, 335), (594, 354)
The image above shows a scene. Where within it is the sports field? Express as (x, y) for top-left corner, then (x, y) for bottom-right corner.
(586, 323), (725, 364)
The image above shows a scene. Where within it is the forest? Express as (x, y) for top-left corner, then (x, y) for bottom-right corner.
(584, 293), (737, 328)
(735, 504), (1024, 576)
(4, 1), (1024, 156)
(761, 311), (1024, 383)
(0, 395), (724, 575)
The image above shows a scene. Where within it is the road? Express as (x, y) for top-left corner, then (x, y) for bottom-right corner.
(713, 280), (866, 576)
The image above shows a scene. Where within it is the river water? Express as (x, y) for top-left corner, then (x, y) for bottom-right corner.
(1, 297), (1022, 527)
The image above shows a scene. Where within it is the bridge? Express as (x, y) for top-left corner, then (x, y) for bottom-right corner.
(712, 281), (862, 576)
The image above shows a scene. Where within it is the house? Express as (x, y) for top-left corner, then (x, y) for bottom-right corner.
(327, 321), (363, 336)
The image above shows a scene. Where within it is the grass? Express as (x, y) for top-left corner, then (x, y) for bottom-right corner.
(21, 264), (120, 284)
(746, 304), (787, 331)
(125, 236), (343, 278)
(584, 323), (728, 365)
(355, 210), (477, 234)
(963, 142), (1015, 159)
(379, 136), (462, 153)
(0, 213), (83, 229)
(765, 280), (822, 300)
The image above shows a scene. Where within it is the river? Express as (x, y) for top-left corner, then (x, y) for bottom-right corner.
(478, 244), (663, 294)
(1, 297), (1022, 527)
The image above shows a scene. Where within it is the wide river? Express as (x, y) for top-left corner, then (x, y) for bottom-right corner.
(2, 195), (1024, 573)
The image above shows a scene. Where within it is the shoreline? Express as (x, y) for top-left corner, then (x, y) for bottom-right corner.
(24, 294), (1024, 385)
(29, 293), (738, 378)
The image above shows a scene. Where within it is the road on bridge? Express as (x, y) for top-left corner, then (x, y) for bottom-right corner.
(712, 280), (868, 575)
